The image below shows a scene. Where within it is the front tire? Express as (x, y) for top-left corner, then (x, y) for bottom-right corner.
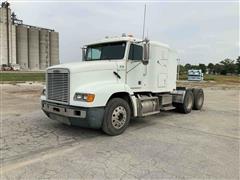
(102, 98), (131, 136)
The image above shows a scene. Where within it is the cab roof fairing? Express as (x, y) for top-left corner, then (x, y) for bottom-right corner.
(84, 37), (170, 49)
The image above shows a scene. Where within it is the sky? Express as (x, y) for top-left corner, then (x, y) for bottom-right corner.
(7, 0), (239, 65)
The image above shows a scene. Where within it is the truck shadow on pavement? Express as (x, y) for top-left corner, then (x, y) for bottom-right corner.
(47, 113), (175, 141)
(3, 110), (185, 164)
(42, 110), (178, 138)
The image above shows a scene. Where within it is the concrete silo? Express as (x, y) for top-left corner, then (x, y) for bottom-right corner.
(0, 16), (2, 64)
(0, 2), (11, 65)
(10, 24), (17, 65)
(1, 2), (59, 70)
(50, 31), (59, 66)
(28, 28), (39, 70)
(16, 25), (28, 69)
(39, 29), (50, 70)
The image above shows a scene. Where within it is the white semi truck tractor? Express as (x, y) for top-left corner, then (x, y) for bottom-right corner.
(41, 35), (204, 135)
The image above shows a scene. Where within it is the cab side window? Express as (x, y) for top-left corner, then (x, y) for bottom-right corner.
(128, 44), (143, 60)
(87, 48), (101, 60)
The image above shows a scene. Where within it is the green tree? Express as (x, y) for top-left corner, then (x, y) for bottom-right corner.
(236, 56), (240, 74)
(191, 65), (198, 69)
(184, 63), (192, 70)
(179, 65), (186, 75)
(220, 58), (235, 74)
(199, 64), (207, 73)
(207, 63), (214, 74)
(213, 63), (223, 74)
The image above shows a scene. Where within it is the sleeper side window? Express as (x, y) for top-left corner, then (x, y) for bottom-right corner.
(128, 44), (143, 60)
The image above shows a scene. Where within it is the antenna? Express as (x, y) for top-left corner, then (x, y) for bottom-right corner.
(142, 4), (146, 40)
(147, 28), (149, 39)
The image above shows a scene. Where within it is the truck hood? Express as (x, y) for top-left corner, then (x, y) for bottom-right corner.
(48, 60), (117, 73)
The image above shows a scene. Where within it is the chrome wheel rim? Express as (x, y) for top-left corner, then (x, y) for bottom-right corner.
(111, 106), (127, 129)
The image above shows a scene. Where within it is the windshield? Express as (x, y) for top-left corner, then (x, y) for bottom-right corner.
(86, 41), (126, 61)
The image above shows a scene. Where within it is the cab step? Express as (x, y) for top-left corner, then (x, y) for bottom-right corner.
(142, 110), (160, 117)
(161, 106), (176, 111)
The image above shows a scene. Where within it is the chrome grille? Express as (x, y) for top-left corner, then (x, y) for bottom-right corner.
(47, 69), (69, 103)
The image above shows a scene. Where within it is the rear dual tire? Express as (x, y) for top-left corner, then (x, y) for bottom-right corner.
(192, 88), (204, 110)
(174, 88), (204, 114)
(177, 89), (194, 114)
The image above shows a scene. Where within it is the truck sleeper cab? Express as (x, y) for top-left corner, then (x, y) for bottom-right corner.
(41, 36), (204, 136)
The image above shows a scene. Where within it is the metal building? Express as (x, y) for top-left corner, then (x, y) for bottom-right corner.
(0, 1), (59, 70)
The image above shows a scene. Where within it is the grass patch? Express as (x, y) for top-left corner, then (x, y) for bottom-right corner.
(179, 74), (187, 80)
(180, 74), (239, 84)
(1, 72), (239, 85)
(0, 72), (45, 82)
(210, 75), (239, 84)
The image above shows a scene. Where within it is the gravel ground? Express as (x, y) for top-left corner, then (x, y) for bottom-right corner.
(0, 82), (239, 179)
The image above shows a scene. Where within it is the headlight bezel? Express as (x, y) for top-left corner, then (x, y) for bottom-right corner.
(74, 93), (95, 102)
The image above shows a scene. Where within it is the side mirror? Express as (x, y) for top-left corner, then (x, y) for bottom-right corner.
(142, 39), (149, 65)
(82, 47), (87, 61)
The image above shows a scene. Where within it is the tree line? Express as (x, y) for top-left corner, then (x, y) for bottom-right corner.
(179, 56), (240, 75)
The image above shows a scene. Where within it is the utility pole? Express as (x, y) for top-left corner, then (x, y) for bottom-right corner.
(177, 58), (180, 80)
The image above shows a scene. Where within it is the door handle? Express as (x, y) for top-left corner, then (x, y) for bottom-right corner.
(113, 71), (121, 79)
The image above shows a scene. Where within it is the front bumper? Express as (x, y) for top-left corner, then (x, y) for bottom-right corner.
(41, 101), (105, 129)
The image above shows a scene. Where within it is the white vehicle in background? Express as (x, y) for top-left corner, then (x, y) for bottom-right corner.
(41, 35), (204, 136)
(188, 69), (203, 81)
(0, 64), (20, 71)
(11, 64), (20, 71)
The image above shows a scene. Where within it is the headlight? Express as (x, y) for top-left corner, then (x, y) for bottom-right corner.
(74, 93), (95, 102)
(42, 88), (46, 96)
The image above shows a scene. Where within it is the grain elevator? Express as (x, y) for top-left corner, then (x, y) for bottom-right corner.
(0, 1), (59, 70)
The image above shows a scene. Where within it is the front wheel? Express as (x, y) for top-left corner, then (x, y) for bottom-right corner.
(102, 98), (131, 136)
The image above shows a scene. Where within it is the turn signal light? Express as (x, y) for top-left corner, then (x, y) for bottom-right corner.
(86, 94), (95, 102)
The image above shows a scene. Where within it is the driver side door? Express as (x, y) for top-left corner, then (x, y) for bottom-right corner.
(126, 43), (145, 89)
